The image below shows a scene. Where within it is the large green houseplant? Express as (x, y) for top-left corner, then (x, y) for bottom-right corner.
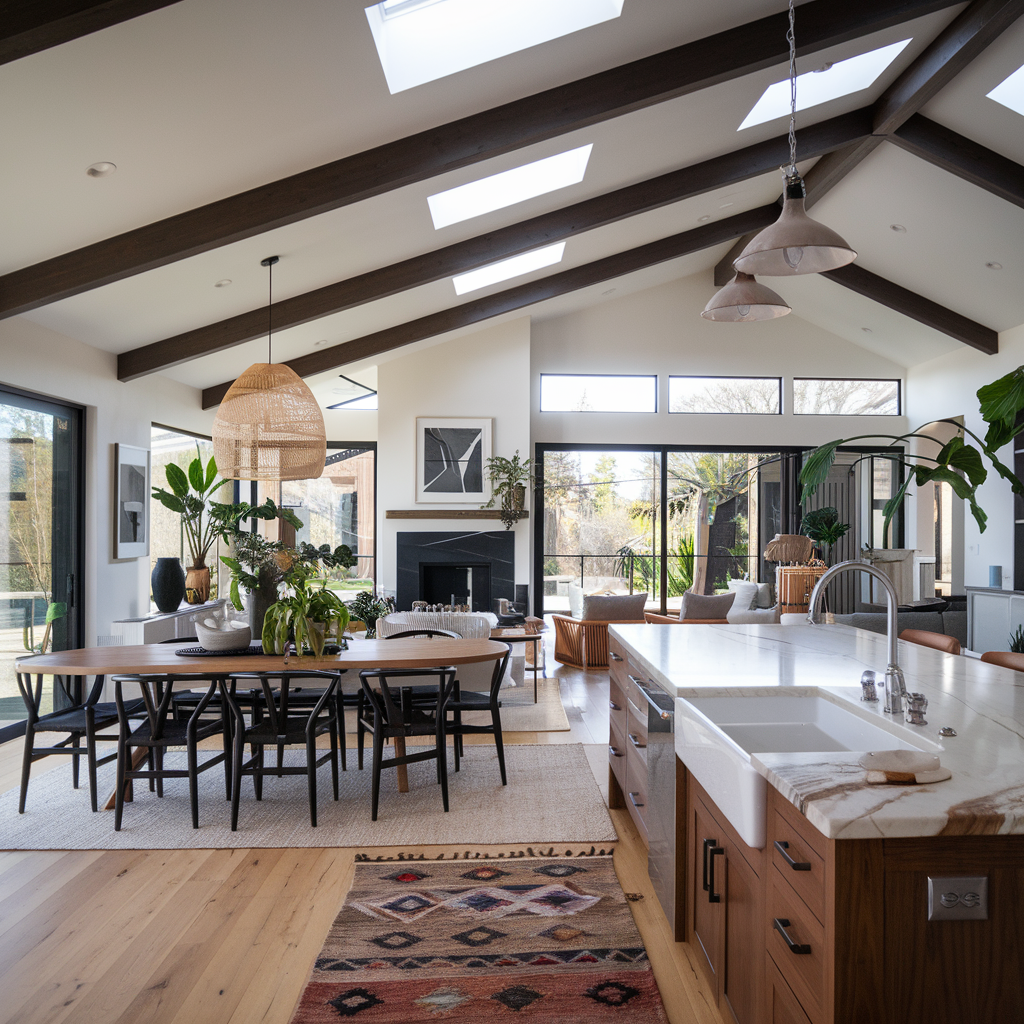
(482, 450), (533, 529)
(799, 368), (1024, 547)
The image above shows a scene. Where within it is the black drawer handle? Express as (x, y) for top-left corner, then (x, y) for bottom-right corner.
(773, 918), (811, 954)
(708, 845), (724, 903)
(702, 837), (715, 892)
(609, 700), (621, 711)
(628, 733), (646, 749)
(628, 792), (644, 809)
(774, 840), (811, 871)
(610, 652), (623, 662)
(609, 745), (623, 758)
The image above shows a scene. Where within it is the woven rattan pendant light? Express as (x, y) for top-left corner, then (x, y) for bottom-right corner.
(212, 256), (327, 481)
(732, 0), (856, 277)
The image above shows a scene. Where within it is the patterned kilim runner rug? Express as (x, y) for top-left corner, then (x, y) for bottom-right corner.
(291, 855), (668, 1022)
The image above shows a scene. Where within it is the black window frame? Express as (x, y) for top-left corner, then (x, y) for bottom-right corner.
(667, 374), (783, 415)
(792, 377), (902, 416)
(538, 373), (658, 414)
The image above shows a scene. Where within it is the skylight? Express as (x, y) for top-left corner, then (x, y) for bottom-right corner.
(452, 242), (566, 295)
(428, 145), (593, 230)
(326, 375), (378, 411)
(987, 62), (1024, 117)
(738, 38), (912, 130)
(365, 0), (625, 94)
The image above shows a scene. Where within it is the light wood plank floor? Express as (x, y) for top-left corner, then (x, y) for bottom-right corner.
(0, 635), (724, 1024)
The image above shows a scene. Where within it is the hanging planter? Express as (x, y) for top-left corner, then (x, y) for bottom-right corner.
(483, 450), (532, 530)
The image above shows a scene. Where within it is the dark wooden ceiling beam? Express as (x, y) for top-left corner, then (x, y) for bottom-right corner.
(822, 263), (998, 354)
(801, 0), (1024, 207)
(200, 206), (782, 409)
(0, 0), (184, 65)
(890, 114), (1024, 209)
(0, 0), (961, 320)
(121, 110), (872, 381)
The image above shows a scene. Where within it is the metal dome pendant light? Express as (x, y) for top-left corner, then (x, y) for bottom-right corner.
(701, 271), (791, 322)
(212, 256), (327, 481)
(733, 0), (856, 277)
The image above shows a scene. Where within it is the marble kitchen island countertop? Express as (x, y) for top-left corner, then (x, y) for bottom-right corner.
(610, 622), (1024, 839)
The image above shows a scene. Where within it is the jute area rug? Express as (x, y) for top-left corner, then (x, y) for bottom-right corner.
(0, 743), (615, 850)
(291, 855), (668, 1023)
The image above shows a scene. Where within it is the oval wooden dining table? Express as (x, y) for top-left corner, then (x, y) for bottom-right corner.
(15, 636), (510, 802)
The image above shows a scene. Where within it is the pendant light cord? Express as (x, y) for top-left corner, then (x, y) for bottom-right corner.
(267, 258), (273, 363)
(787, 0), (797, 178)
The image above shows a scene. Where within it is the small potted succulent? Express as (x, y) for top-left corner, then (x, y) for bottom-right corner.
(482, 449), (533, 529)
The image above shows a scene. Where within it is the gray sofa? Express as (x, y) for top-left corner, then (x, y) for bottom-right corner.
(833, 611), (967, 651)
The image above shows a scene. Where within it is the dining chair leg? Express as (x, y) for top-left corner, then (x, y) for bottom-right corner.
(305, 734), (319, 828)
(492, 707), (507, 786)
(337, 697), (347, 772)
(18, 724), (34, 814)
(230, 730), (244, 832)
(254, 746), (264, 800)
(186, 741), (201, 830)
(370, 715), (385, 822)
(330, 717), (340, 800)
(221, 699), (233, 800)
(436, 715), (450, 813)
(86, 721), (100, 813)
(71, 734), (81, 789)
(114, 737), (129, 831)
(357, 691), (366, 770)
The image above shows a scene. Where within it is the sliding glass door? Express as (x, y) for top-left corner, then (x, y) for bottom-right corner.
(0, 388), (83, 741)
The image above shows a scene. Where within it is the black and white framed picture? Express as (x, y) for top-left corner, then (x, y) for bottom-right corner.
(416, 417), (492, 503)
(114, 443), (150, 558)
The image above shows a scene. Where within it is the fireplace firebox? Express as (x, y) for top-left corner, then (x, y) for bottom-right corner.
(397, 532), (514, 612)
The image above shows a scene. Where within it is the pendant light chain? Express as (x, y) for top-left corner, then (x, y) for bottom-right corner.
(787, 0), (797, 178)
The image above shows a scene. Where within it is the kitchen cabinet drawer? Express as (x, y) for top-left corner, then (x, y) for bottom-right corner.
(608, 715), (627, 790)
(609, 676), (627, 728)
(626, 703), (648, 767)
(625, 763), (649, 838)
(767, 957), (813, 1024)
(767, 876), (825, 1024)
(770, 810), (826, 925)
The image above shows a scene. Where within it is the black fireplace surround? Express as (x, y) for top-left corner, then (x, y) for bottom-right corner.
(396, 532), (515, 613)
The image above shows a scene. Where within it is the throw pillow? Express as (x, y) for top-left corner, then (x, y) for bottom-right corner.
(754, 582), (775, 608)
(567, 583), (584, 620)
(679, 590), (736, 621)
(580, 592), (648, 621)
(726, 579), (758, 611)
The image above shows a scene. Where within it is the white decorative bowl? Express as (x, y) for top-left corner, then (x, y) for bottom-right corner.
(195, 620), (252, 651)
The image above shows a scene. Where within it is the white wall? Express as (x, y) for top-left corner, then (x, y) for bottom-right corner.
(531, 272), (909, 447)
(1, 316), (214, 644)
(908, 322), (1024, 590)
(376, 317), (531, 598)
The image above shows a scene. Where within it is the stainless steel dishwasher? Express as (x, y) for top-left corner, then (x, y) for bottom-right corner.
(636, 679), (680, 938)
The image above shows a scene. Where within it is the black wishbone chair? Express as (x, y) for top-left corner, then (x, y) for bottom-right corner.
(222, 670), (342, 830)
(16, 668), (145, 813)
(445, 643), (512, 784)
(358, 664), (457, 821)
(112, 672), (231, 830)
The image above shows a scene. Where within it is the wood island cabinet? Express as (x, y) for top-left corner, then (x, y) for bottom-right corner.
(607, 641), (650, 844)
(676, 766), (1024, 1024)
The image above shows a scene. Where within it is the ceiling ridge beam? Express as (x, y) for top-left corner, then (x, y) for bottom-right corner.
(0, 1), (185, 66)
(890, 114), (1024, 209)
(0, 0), (961, 320)
(802, 0), (1024, 207)
(200, 207), (781, 409)
(120, 109), (873, 381)
(821, 263), (998, 354)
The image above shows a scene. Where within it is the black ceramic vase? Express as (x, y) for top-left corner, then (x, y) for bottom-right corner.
(151, 557), (186, 613)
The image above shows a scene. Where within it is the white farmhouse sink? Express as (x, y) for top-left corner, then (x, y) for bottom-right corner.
(675, 692), (942, 849)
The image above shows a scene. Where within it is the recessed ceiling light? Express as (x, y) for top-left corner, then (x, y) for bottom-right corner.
(890, 224), (907, 233)
(986, 261), (1003, 270)
(86, 161), (116, 177)
(987, 61), (1024, 117)
(698, 214), (712, 223)
(738, 38), (912, 130)
(428, 144), (593, 229)
(366, 0), (625, 94)
(452, 242), (565, 295)
(719, 202), (734, 209)
(214, 279), (232, 288)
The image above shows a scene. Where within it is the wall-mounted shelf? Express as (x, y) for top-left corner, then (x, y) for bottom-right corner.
(386, 509), (529, 520)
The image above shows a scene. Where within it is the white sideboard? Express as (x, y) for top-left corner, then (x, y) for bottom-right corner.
(109, 601), (219, 646)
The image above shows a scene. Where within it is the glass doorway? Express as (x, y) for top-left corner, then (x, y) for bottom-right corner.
(0, 389), (83, 741)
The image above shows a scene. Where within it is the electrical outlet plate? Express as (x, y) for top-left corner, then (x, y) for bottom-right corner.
(927, 876), (988, 921)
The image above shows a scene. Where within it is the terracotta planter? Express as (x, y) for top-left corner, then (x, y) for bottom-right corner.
(184, 565), (211, 604)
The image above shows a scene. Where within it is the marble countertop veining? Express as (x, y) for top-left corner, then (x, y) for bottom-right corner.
(609, 623), (1024, 840)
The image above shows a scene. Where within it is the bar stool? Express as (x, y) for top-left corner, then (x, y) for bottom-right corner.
(111, 672), (230, 830)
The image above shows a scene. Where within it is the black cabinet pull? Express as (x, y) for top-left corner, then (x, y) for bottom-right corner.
(702, 838), (715, 891)
(609, 700), (621, 711)
(627, 674), (644, 687)
(774, 840), (811, 871)
(773, 918), (811, 954)
(610, 652), (623, 661)
(609, 745), (623, 757)
(628, 792), (644, 809)
(628, 733), (646, 749)
(708, 845), (724, 903)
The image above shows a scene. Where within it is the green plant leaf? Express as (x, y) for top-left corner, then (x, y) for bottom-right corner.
(229, 579), (242, 611)
(205, 456), (218, 490)
(152, 488), (187, 514)
(798, 443), (840, 504)
(187, 457), (205, 493)
(165, 462), (189, 497)
(45, 602), (67, 624)
(935, 437), (987, 488)
(978, 367), (1024, 448)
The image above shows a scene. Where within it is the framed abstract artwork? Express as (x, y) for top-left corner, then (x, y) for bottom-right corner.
(114, 443), (150, 558)
(416, 418), (492, 503)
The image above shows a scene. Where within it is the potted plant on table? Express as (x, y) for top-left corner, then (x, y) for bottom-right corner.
(800, 506), (850, 566)
(349, 590), (394, 638)
(262, 553), (352, 657)
(482, 449), (533, 529)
